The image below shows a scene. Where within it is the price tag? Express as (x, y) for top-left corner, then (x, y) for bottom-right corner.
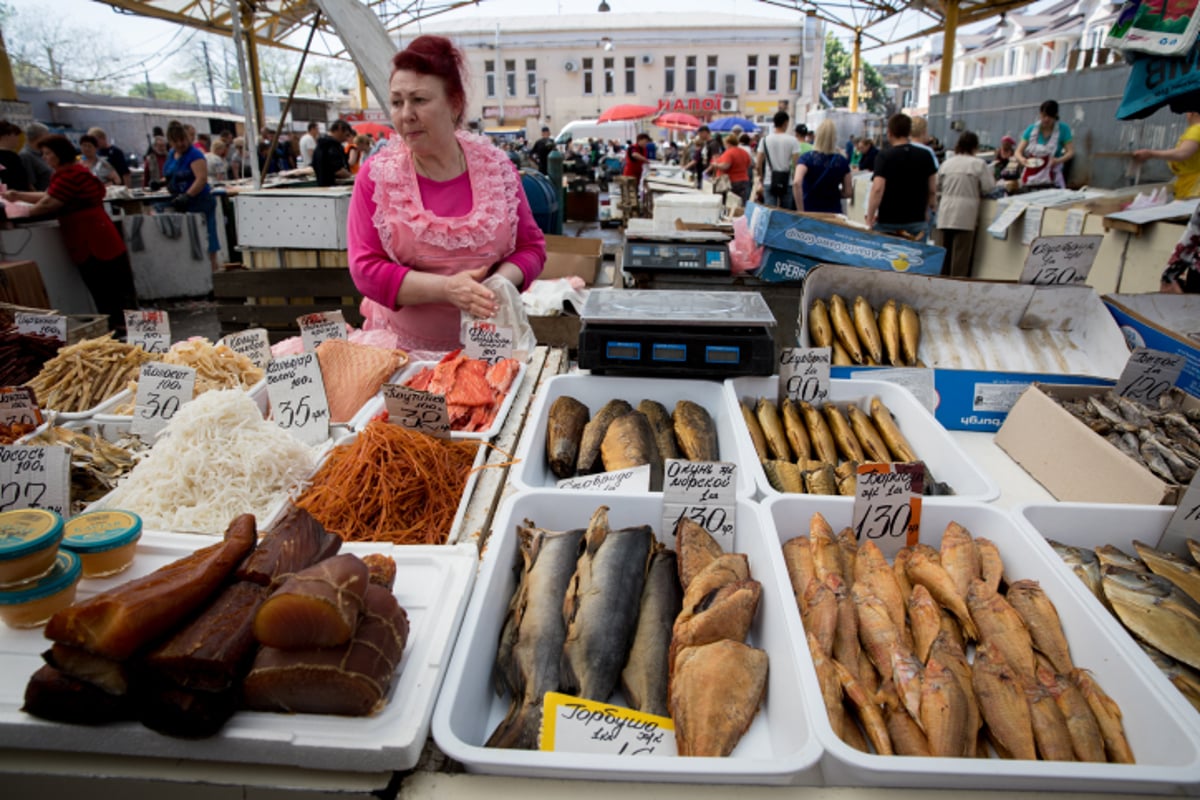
(987, 201), (1026, 239)
(849, 368), (937, 415)
(298, 311), (347, 353)
(1019, 235), (1103, 286)
(557, 464), (651, 492)
(382, 383), (451, 437)
(0, 387), (43, 427)
(779, 347), (830, 405)
(539, 692), (675, 756)
(220, 327), (272, 370)
(1114, 348), (1187, 406)
(1064, 207), (1087, 236)
(0, 445), (70, 516)
(1158, 474), (1200, 558)
(462, 319), (514, 365)
(130, 363), (196, 438)
(852, 463), (924, 559)
(1020, 206), (1044, 246)
(124, 309), (171, 354)
(661, 459), (737, 544)
(14, 312), (66, 342)
(265, 353), (330, 445)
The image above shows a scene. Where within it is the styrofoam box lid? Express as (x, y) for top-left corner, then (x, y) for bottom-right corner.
(724, 377), (999, 502)
(51, 388), (132, 422)
(510, 374), (755, 497)
(0, 531), (476, 772)
(654, 194), (724, 208)
(757, 495), (1200, 793)
(431, 490), (823, 784)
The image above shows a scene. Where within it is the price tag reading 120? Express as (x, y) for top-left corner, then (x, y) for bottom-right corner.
(298, 311), (347, 353)
(661, 459), (737, 544)
(130, 363), (196, 438)
(124, 309), (171, 354)
(382, 383), (450, 437)
(0, 445), (71, 516)
(1114, 348), (1187, 407)
(852, 463), (924, 559)
(265, 353), (330, 446)
(779, 346), (831, 405)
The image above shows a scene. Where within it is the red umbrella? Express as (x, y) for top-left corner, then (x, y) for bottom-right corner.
(353, 121), (394, 139)
(653, 111), (702, 131)
(598, 103), (658, 122)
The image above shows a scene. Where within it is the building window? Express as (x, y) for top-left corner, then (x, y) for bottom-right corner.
(505, 59), (516, 97)
(788, 53), (800, 92)
(665, 55), (675, 93)
(485, 60), (496, 98)
(583, 57), (594, 95)
(768, 55), (779, 92)
(1006, 48), (1017, 75)
(1089, 27), (1104, 51)
(526, 59), (537, 96)
(624, 56), (635, 93)
(706, 55), (718, 93)
(686, 55), (697, 93)
(747, 55), (758, 92)
(603, 57), (615, 94)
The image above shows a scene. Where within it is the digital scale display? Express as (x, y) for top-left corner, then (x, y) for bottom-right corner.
(625, 241), (729, 273)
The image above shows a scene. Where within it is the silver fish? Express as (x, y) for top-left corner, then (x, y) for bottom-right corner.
(1102, 564), (1200, 671)
(1047, 539), (1106, 608)
(1094, 544), (1148, 574)
(1133, 539), (1200, 606)
(621, 545), (682, 717)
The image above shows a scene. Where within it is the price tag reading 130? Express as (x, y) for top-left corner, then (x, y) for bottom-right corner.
(661, 459), (737, 544)
(124, 309), (171, 354)
(130, 363), (196, 438)
(0, 445), (70, 516)
(1114, 348), (1186, 407)
(265, 353), (330, 446)
(779, 346), (831, 405)
(382, 383), (450, 437)
(852, 463), (924, 559)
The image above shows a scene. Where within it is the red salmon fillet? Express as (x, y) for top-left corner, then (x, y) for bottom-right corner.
(406, 367), (434, 391)
(486, 358), (520, 394)
(447, 359), (492, 407)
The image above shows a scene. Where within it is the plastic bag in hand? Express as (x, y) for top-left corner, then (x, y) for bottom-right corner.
(459, 273), (538, 363)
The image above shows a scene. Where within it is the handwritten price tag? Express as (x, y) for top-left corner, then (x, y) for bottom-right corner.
(1159, 474), (1200, 558)
(14, 312), (66, 342)
(540, 692), (676, 756)
(1114, 348), (1186, 406)
(852, 463), (924, 558)
(220, 327), (272, 370)
(265, 353), (330, 445)
(462, 320), (514, 365)
(0, 445), (70, 516)
(1020, 235), (1103, 286)
(662, 459), (737, 544)
(780, 347), (830, 405)
(557, 464), (651, 492)
(382, 383), (451, 438)
(124, 309), (171, 354)
(0, 387), (43, 427)
(130, 363), (196, 438)
(298, 311), (347, 353)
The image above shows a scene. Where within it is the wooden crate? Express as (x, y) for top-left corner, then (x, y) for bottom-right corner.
(214, 268), (364, 342)
(241, 248), (349, 270)
(66, 314), (109, 344)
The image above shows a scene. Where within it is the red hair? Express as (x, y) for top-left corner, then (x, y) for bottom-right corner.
(392, 35), (468, 125)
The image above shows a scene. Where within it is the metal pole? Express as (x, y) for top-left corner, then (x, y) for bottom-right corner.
(850, 30), (862, 113)
(0, 30), (18, 101)
(940, 0), (960, 95)
(266, 11), (322, 182)
(228, 0), (261, 188)
(242, 4), (265, 142)
(202, 40), (218, 105)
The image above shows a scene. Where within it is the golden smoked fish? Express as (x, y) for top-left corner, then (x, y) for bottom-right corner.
(738, 401), (769, 462)
(780, 398), (811, 461)
(1007, 579), (1074, 675)
(972, 641), (1037, 760)
(899, 303), (920, 366)
(809, 298), (834, 348)
(829, 294), (864, 364)
(853, 296), (884, 365)
(878, 298), (902, 367)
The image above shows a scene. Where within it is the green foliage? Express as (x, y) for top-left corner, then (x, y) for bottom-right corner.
(128, 82), (195, 103)
(822, 32), (891, 114)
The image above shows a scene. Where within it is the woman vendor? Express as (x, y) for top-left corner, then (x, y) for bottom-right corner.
(347, 35), (546, 358)
(1131, 105), (1200, 200)
(1015, 100), (1074, 189)
(2, 134), (137, 330)
(163, 120), (220, 273)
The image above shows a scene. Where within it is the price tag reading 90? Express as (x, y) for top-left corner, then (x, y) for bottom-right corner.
(852, 463), (924, 559)
(1114, 348), (1187, 407)
(779, 347), (831, 405)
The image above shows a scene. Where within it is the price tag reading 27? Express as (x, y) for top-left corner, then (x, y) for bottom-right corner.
(130, 363), (196, 439)
(661, 459), (737, 544)
(382, 383), (450, 437)
(779, 347), (831, 405)
(265, 352), (330, 446)
(1114, 348), (1186, 407)
(0, 445), (70, 516)
(852, 463), (924, 559)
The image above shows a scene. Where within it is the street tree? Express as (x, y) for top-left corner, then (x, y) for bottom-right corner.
(822, 33), (890, 114)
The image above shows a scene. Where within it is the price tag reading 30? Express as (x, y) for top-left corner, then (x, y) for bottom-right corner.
(298, 311), (347, 353)
(221, 327), (272, 370)
(14, 312), (67, 342)
(130, 363), (196, 438)
(1159, 474), (1200, 558)
(265, 353), (330, 446)
(1114, 348), (1186, 407)
(661, 459), (737, 544)
(382, 383), (451, 437)
(462, 320), (514, 365)
(124, 310), (171, 354)
(852, 463), (924, 558)
(780, 347), (831, 405)
(0, 445), (70, 516)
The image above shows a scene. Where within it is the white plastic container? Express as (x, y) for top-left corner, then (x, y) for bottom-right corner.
(510, 374), (754, 498)
(432, 490), (823, 784)
(725, 376), (1000, 502)
(0, 531), (475, 772)
(758, 495), (1200, 794)
(349, 359), (527, 440)
(50, 387), (131, 423)
(93, 380), (269, 442)
(653, 193), (723, 231)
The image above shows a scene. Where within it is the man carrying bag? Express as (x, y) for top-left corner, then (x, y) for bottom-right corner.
(756, 110), (801, 209)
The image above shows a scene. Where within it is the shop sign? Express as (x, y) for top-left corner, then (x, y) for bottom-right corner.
(656, 95), (723, 113)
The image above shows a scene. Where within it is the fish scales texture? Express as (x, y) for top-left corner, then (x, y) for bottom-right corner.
(967, 579), (1036, 684)
(940, 522), (981, 601)
(921, 659), (968, 758)
(1041, 665), (1106, 762)
(1133, 539), (1200, 606)
(1006, 579), (1074, 675)
(621, 547), (682, 717)
(576, 399), (632, 474)
(1072, 669), (1135, 764)
(907, 545), (979, 641)
(972, 641), (1037, 760)
(546, 396), (589, 479)
(782, 536), (815, 610)
(1102, 564), (1200, 671)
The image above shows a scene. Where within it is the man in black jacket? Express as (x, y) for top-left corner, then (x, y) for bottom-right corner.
(311, 120), (353, 186)
(530, 126), (556, 174)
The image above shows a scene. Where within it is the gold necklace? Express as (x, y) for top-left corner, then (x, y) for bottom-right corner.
(414, 146), (465, 180)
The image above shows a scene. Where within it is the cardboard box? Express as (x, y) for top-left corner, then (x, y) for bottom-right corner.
(0, 260), (50, 309)
(540, 234), (602, 283)
(798, 264), (1129, 431)
(527, 314), (581, 349)
(745, 202), (945, 281)
(1104, 293), (1200, 398)
(995, 383), (1196, 505)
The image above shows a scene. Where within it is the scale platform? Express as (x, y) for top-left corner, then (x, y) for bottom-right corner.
(578, 289), (776, 377)
(622, 227), (731, 275)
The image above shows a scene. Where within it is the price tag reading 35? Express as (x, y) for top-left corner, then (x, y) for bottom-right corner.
(382, 383), (451, 437)
(779, 347), (831, 405)
(0, 445), (70, 516)
(0, 387), (43, 428)
(14, 312), (67, 342)
(462, 320), (514, 365)
(124, 310), (171, 354)
(852, 463), (924, 559)
(1114, 348), (1186, 407)
(298, 311), (347, 353)
(661, 459), (737, 544)
(1158, 473), (1200, 558)
(221, 327), (272, 370)
(130, 363), (196, 438)
(265, 353), (330, 446)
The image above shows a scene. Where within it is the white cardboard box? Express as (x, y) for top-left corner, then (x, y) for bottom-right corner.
(234, 188), (352, 250)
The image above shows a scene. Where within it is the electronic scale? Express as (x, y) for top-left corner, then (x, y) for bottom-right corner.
(622, 229), (731, 275)
(578, 289), (776, 377)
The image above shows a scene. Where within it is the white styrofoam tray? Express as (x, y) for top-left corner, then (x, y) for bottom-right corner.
(510, 374), (754, 497)
(0, 531), (476, 772)
(725, 376), (999, 502)
(350, 359), (527, 440)
(432, 490), (823, 784)
(50, 387), (132, 422)
(92, 379), (269, 442)
(757, 495), (1200, 794)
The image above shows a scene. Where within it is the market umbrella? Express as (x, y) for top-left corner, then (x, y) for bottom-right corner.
(353, 121), (394, 139)
(598, 103), (659, 122)
(653, 111), (702, 131)
(709, 116), (759, 133)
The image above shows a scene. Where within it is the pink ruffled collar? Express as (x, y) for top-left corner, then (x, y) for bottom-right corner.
(369, 130), (520, 256)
